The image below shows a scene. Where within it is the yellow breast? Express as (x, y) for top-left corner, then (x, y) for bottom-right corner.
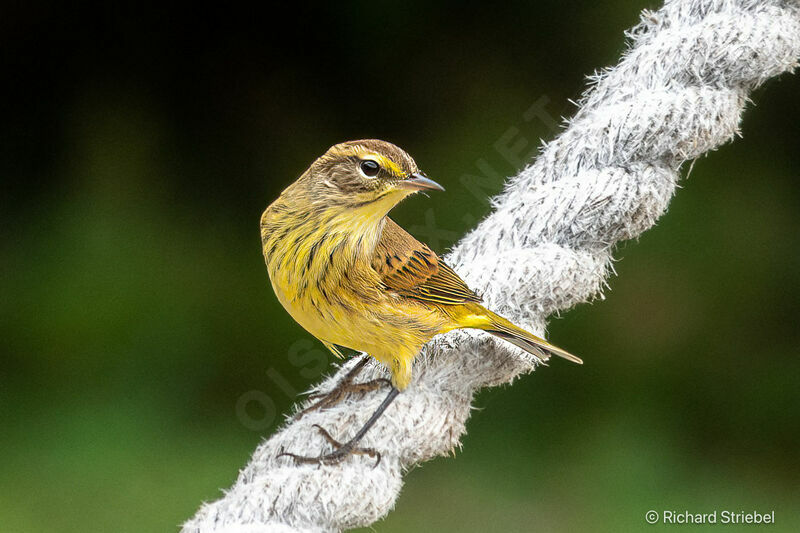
(261, 199), (449, 389)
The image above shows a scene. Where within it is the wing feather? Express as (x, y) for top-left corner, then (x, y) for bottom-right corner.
(372, 218), (480, 305)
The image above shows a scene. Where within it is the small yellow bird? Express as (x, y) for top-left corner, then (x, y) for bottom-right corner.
(261, 139), (580, 464)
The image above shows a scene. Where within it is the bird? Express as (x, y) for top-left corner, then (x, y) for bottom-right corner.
(260, 139), (581, 465)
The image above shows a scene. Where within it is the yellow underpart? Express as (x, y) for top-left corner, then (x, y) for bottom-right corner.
(454, 312), (493, 329)
(264, 202), (447, 391)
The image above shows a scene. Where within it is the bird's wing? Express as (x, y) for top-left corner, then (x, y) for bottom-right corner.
(372, 218), (481, 305)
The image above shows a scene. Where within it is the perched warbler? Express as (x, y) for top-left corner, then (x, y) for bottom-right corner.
(261, 139), (580, 464)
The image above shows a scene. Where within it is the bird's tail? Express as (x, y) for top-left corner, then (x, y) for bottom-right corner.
(465, 306), (582, 364)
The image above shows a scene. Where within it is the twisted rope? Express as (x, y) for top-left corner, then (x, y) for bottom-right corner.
(183, 1), (800, 531)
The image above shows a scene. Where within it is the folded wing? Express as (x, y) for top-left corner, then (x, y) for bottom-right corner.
(372, 218), (481, 306)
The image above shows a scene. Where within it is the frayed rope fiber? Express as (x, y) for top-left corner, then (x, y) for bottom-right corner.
(183, 1), (800, 531)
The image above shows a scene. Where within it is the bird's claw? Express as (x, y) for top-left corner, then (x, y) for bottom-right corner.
(277, 424), (382, 467)
(297, 378), (392, 420)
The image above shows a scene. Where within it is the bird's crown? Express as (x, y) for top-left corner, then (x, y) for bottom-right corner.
(316, 139), (418, 181)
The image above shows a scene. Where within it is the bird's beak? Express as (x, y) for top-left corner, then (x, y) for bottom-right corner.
(396, 173), (445, 192)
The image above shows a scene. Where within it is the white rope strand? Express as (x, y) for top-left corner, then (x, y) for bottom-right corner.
(183, 1), (800, 531)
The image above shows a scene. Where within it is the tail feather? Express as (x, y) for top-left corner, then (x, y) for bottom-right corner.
(481, 311), (583, 365)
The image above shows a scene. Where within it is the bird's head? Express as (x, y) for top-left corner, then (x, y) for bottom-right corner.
(303, 139), (443, 218)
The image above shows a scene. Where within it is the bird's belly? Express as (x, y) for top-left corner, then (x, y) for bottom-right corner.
(272, 279), (442, 360)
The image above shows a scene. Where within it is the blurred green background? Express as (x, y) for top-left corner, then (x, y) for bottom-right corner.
(2, 1), (799, 531)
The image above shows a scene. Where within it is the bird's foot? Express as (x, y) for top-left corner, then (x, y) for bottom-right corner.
(296, 367), (391, 420)
(278, 424), (381, 467)
(306, 377), (391, 402)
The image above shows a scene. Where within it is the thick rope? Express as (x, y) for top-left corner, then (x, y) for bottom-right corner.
(183, 1), (800, 531)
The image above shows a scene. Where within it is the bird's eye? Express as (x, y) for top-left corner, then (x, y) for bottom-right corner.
(359, 159), (380, 178)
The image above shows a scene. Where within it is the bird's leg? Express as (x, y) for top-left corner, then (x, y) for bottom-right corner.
(279, 387), (400, 466)
(296, 355), (391, 419)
